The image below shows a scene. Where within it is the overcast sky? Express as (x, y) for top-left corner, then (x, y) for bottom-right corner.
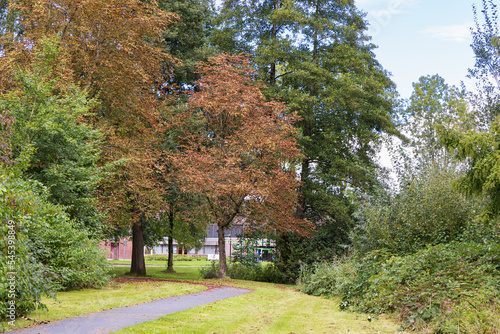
(356, 0), (478, 99)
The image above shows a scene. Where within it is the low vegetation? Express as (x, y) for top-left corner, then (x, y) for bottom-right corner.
(298, 243), (500, 332)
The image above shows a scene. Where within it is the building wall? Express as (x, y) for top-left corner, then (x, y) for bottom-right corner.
(100, 238), (133, 260)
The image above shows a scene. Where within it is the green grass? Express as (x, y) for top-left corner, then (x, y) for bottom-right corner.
(112, 280), (402, 334)
(1, 279), (207, 331)
(110, 266), (203, 280)
(110, 260), (212, 267)
(3, 267), (403, 333)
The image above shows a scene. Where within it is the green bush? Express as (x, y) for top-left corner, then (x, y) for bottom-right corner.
(298, 242), (500, 332)
(199, 262), (286, 283)
(352, 166), (480, 255)
(199, 262), (219, 279)
(360, 243), (500, 330)
(0, 172), (111, 319)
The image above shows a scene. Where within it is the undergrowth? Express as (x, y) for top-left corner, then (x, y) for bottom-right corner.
(298, 242), (500, 332)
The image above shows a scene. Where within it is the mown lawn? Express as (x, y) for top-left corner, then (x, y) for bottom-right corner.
(1, 278), (206, 331)
(2, 266), (403, 333)
(110, 260), (213, 267)
(113, 279), (402, 334)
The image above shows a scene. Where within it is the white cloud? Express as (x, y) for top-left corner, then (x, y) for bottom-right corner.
(359, 0), (422, 36)
(421, 23), (472, 42)
(357, 0), (421, 11)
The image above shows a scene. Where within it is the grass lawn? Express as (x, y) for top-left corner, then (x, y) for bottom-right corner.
(2, 266), (403, 333)
(1, 279), (207, 331)
(110, 266), (203, 280)
(110, 260), (212, 267)
(113, 279), (402, 334)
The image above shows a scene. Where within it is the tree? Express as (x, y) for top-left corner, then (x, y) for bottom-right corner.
(0, 38), (105, 236)
(468, 0), (500, 128)
(157, 0), (216, 91)
(213, 0), (302, 87)
(1, 0), (178, 276)
(351, 164), (479, 255)
(436, 0), (500, 224)
(153, 0), (217, 271)
(214, 0), (399, 276)
(388, 74), (468, 184)
(170, 54), (313, 278)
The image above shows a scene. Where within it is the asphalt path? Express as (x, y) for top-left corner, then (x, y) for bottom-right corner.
(7, 286), (252, 334)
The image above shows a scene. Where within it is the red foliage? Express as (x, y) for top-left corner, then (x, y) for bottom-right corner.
(169, 53), (314, 277)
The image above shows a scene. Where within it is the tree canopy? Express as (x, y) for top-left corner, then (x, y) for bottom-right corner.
(170, 53), (313, 277)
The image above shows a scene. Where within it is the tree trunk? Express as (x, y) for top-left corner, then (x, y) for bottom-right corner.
(167, 211), (175, 272)
(130, 220), (146, 276)
(217, 225), (227, 278)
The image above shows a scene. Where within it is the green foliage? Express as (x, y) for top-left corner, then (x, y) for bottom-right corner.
(0, 39), (105, 237)
(231, 235), (259, 266)
(199, 262), (286, 283)
(394, 74), (466, 176)
(158, 0), (216, 90)
(439, 117), (500, 222)
(0, 170), (111, 319)
(198, 261), (219, 279)
(0, 40), (110, 320)
(299, 242), (500, 332)
(361, 243), (500, 331)
(351, 164), (479, 255)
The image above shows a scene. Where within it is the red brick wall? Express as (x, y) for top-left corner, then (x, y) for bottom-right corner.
(100, 238), (133, 260)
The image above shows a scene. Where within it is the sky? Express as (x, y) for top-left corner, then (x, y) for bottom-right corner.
(356, 0), (478, 99)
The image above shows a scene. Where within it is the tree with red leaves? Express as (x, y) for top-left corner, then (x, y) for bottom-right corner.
(170, 53), (314, 278)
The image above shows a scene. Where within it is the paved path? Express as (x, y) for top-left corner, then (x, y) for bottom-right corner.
(8, 286), (252, 334)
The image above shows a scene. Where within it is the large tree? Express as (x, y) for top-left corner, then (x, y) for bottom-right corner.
(214, 0), (399, 276)
(438, 0), (500, 225)
(170, 54), (313, 278)
(0, 38), (104, 236)
(1, 0), (177, 275)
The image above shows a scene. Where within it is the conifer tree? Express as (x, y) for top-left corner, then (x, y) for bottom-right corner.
(214, 0), (399, 277)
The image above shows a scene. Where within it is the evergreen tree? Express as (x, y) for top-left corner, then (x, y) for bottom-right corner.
(214, 0), (399, 278)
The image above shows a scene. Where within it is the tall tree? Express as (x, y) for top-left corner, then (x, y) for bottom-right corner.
(158, 0), (216, 90)
(468, 0), (500, 129)
(214, 0), (399, 276)
(389, 74), (468, 182)
(438, 0), (500, 225)
(0, 38), (104, 236)
(170, 54), (313, 278)
(154, 0), (216, 271)
(1, 0), (177, 275)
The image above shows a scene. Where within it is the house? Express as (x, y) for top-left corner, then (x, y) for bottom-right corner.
(100, 238), (133, 260)
(101, 224), (275, 261)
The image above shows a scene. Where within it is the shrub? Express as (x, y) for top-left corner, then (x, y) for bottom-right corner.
(299, 243), (500, 332)
(199, 262), (219, 279)
(199, 262), (287, 283)
(0, 172), (111, 319)
(352, 166), (480, 255)
(359, 242), (500, 330)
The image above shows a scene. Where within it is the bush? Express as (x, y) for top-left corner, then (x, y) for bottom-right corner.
(199, 262), (219, 279)
(360, 243), (500, 330)
(298, 242), (500, 332)
(0, 172), (111, 319)
(352, 166), (480, 255)
(199, 262), (287, 283)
